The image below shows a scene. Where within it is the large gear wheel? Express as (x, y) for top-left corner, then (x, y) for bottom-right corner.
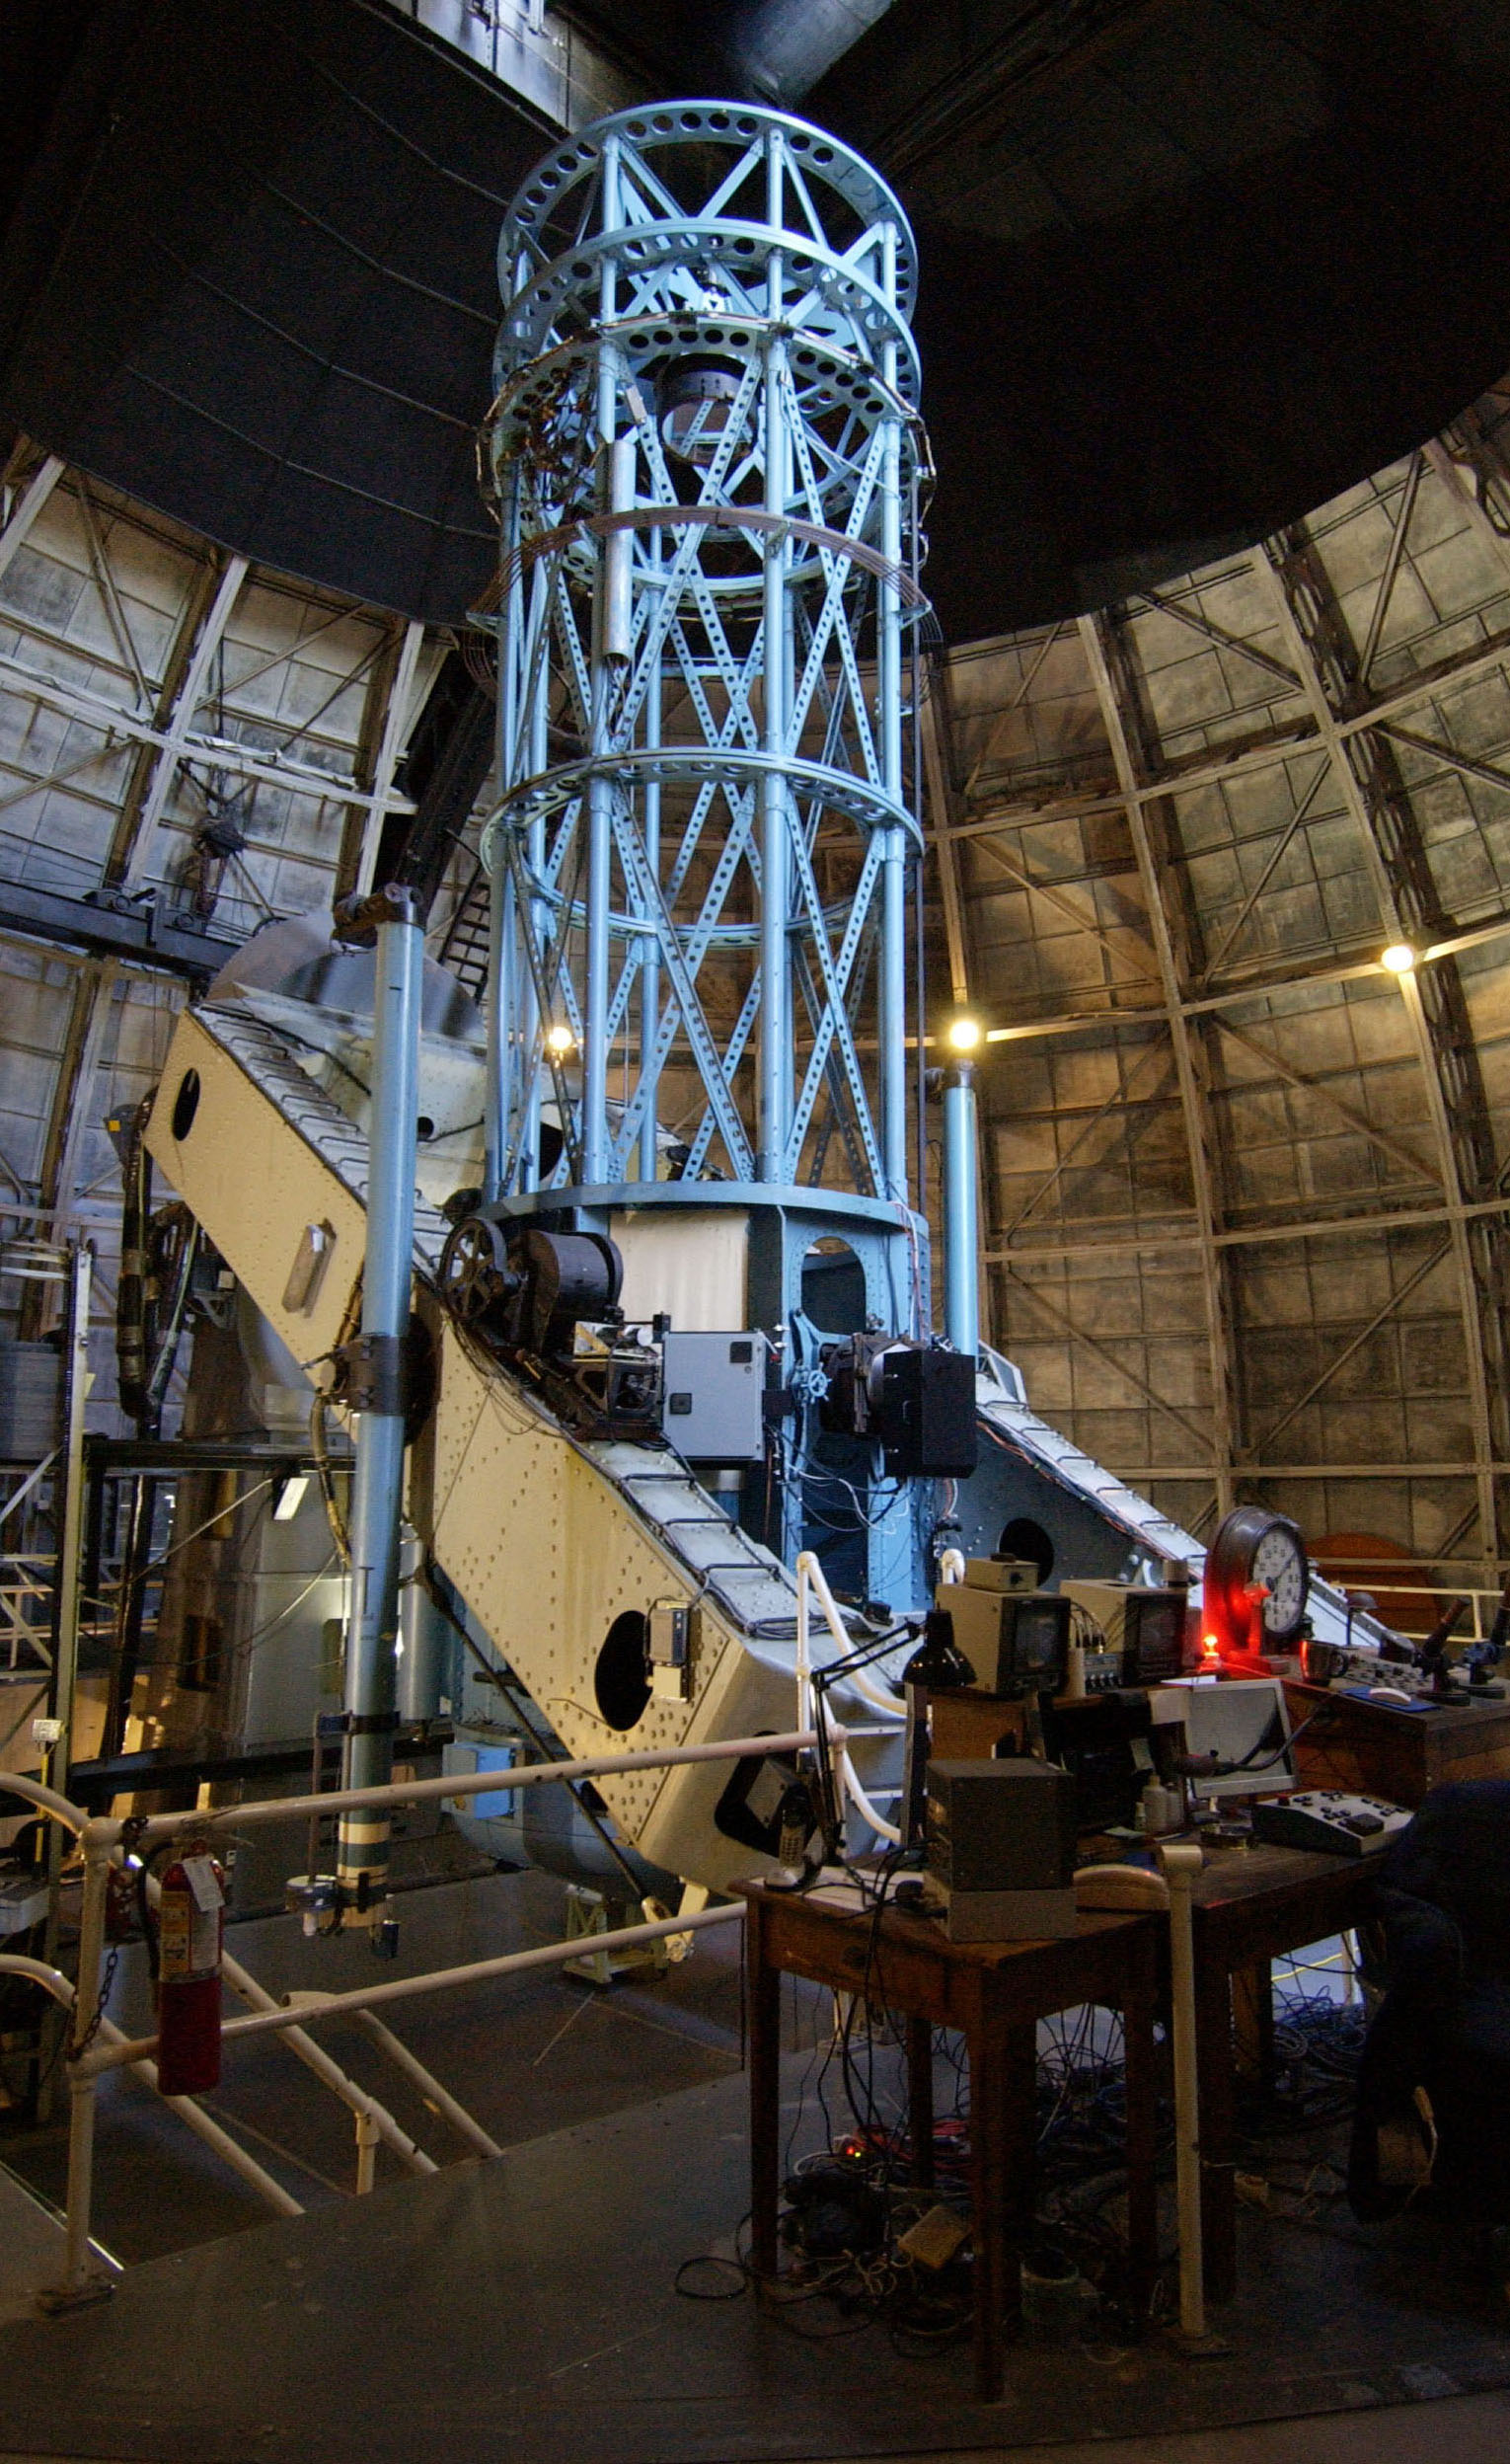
(437, 1214), (514, 1336)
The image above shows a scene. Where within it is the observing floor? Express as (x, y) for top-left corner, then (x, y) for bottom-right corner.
(1, 1874), (1505, 2462)
(6, 2405), (1510, 2464)
(0, 2059), (1506, 2462)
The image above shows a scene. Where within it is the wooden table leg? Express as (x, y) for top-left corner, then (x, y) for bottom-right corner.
(967, 2010), (1008, 2403)
(968, 2007), (1036, 2404)
(1001, 2022), (1039, 2332)
(1193, 1942), (1238, 2304)
(906, 2014), (935, 2190)
(1232, 1959), (1274, 2083)
(1119, 1932), (1158, 2324)
(746, 1898), (782, 2284)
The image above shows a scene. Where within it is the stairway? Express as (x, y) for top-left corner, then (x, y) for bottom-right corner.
(436, 860), (491, 1001)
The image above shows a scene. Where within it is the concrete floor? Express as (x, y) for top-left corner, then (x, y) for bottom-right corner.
(4, 2392), (1510, 2464)
(848, 2396), (1510, 2461)
(2, 1874), (1505, 2464)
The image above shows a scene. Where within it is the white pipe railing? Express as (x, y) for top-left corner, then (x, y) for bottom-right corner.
(115, 1728), (822, 1849)
(351, 2009), (504, 2160)
(1073, 1847), (1206, 2345)
(87, 1904), (742, 2076)
(10, 1728), (824, 2306)
(0, 1778), (438, 2192)
(216, 1929), (438, 2183)
(0, 1953), (301, 2223)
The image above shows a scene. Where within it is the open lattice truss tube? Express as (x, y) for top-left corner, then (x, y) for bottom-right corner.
(480, 102), (931, 1206)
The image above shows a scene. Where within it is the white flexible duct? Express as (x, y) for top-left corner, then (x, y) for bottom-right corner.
(794, 1550), (907, 1722)
(840, 1750), (902, 1844)
(794, 1552), (908, 1849)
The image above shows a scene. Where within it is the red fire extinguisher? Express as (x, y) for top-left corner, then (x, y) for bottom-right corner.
(154, 1846), (225, 2096)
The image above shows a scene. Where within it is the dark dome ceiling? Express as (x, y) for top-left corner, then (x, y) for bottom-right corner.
(5, 0), (1510, 638)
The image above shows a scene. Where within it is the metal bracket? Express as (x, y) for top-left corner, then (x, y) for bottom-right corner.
(648, 1600), (694, 1703)
(328, 1318), (435, 1437)
(332, 1331), (408, 1417)
(332, 882), (420, 945)
(311, 1709), (401, 1737)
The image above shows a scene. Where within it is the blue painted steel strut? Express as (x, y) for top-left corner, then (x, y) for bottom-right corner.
(335, 888), (422, 1923)
(481, 103), (931, 1207)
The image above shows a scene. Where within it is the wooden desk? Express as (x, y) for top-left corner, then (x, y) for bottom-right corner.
(737, 1880), (1160, 2402)
(1187, 1843), (1377, 2303)
(1284, 1680), (1510, 1807)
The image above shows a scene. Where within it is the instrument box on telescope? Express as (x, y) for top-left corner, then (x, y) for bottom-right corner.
(924, 1757), (1079, 1940)
(961, 1556), (1038, 1594)
(876, 1347), (979, 1479)
(660, 1331), (770, 1463)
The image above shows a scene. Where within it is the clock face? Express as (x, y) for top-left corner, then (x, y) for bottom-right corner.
(1206, 1503), (1310, 1649)
(1250, 1522), (1308, 1635)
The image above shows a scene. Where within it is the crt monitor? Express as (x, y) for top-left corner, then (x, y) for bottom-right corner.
(1122, 1588), (1185, 1684)
(1172, 1676), (1297, 1801)
(1006, 1592), (1072, 1694)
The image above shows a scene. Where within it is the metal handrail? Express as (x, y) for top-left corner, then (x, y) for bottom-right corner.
(0, 1953), (300, 2224)
(88, 1904), (741, 2076)
(7, 1726), (824, 2308)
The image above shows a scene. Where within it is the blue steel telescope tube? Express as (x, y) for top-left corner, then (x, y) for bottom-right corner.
(480, 102), (931, 1204)
(331, 886), (423, 1933)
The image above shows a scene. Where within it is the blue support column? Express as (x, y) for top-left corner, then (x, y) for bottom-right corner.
(759, 133), (791, 1184)
(878, 221), (909, 1204)
(639, 522), (663, 1185)
(333, 886), (422, 1930)
(943, 1057), (980, 1359)
(486, 468), (522, 1202)
(581, 132), (621, 1189)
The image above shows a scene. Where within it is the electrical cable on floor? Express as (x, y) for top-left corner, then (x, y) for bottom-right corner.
(686, 1896), (1347, 2349)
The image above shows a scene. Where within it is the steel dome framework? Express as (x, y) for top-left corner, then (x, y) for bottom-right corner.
(926, 390), (1510, 1595)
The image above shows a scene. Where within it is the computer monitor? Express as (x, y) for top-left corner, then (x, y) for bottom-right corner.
(1007, 1593), (1073, 1694)
(1170, 1676), (1297, 1800)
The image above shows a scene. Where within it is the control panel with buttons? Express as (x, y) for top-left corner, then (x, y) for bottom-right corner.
(1252, 1790), (1412, 1857)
